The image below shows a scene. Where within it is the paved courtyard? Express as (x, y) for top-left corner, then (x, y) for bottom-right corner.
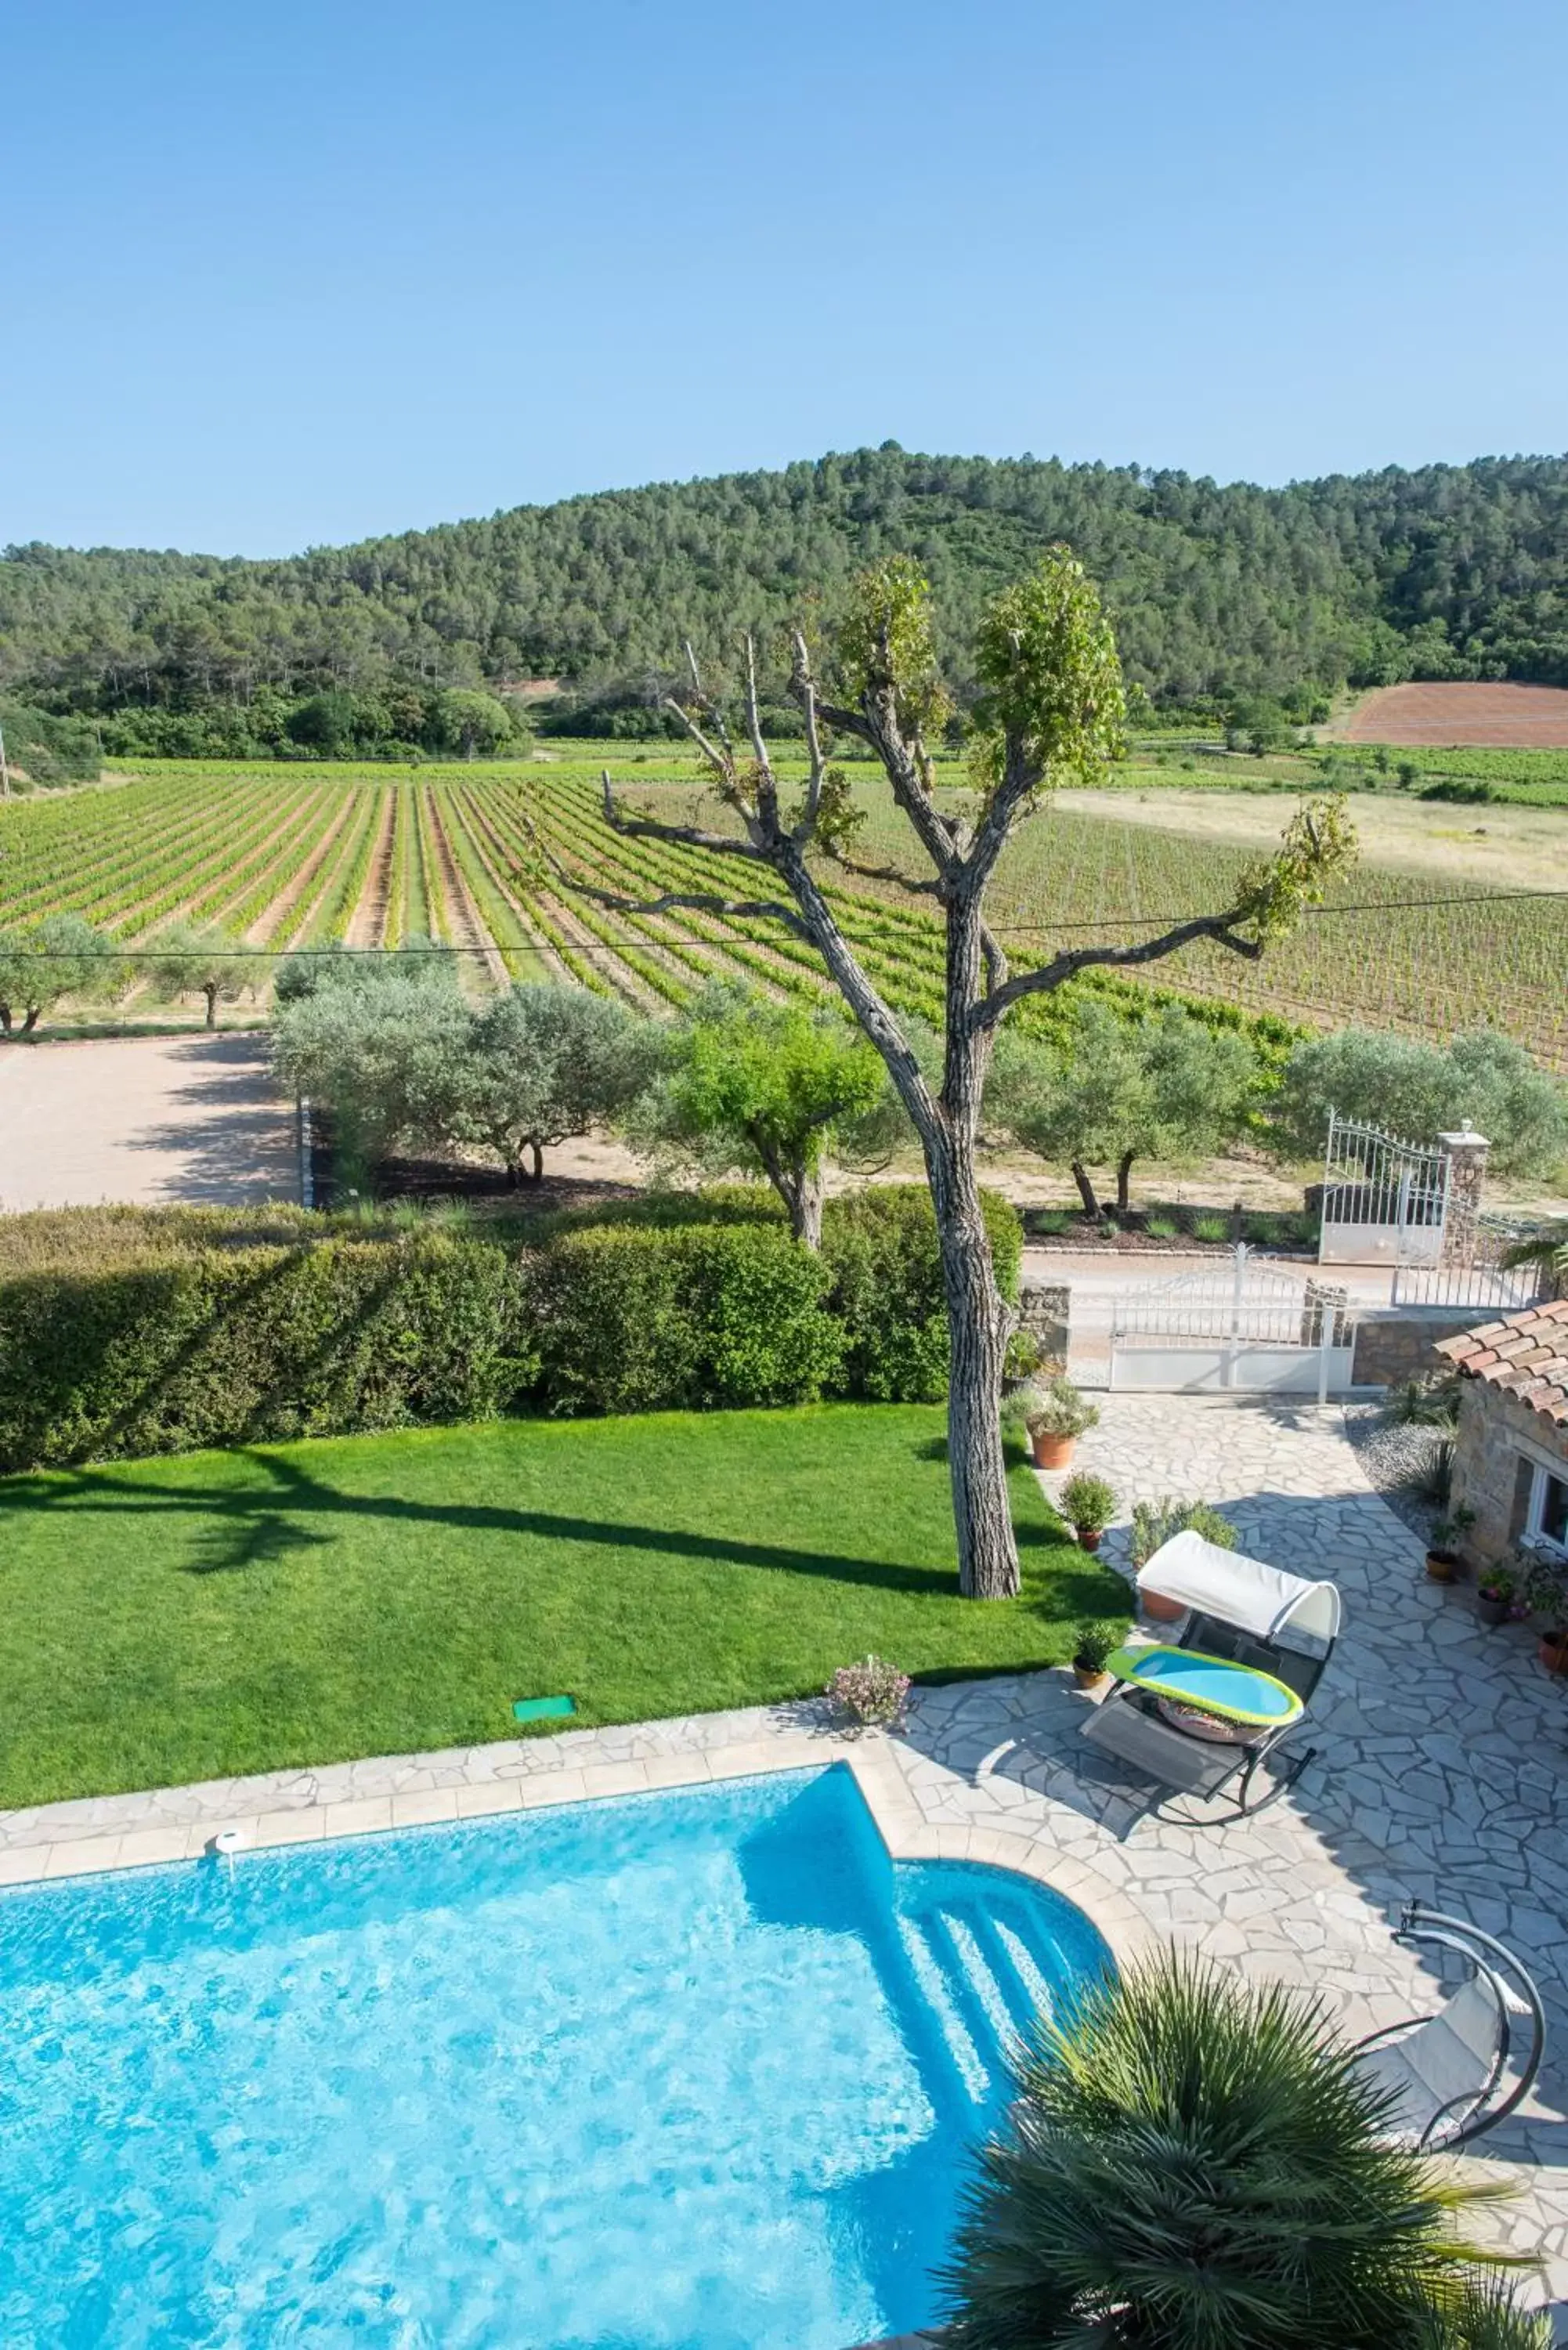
(0, 1033), (298, 1210)
(2, 1396), (1563, 2311)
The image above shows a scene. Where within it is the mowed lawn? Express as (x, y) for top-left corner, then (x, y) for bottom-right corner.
(0, 1405), (1127, 1810)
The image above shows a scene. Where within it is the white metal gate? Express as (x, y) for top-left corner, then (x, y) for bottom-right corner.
(1110, 1246), (1355, 1397)
(1319, 1111), (1449, 1267)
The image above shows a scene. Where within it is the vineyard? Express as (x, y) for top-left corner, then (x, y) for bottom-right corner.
(1, 760), (1564, 1071)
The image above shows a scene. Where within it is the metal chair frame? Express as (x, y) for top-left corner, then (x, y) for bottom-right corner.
(1082, 1604), (1333, 1823)
(1349, 1902), (1547, 2151)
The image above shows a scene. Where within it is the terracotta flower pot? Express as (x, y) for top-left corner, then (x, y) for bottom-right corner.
(1539, 1630), (1568, 1676)
(1075, 1527), (1104, 1553)
(1425, 1549), (1459, 1584)
(1031, 1429), (1075, 1470)
(1141, 1589), (1187, 1625)
(1072, 1664), (1111, 1694)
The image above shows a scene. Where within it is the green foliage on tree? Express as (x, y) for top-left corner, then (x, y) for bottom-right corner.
(7, 450), (1568, 751)
(1271, 1027), (1568, 1174)
(431, 688), (519, 757)
(628, 984), (895, 1245)
(0, 915), (114, 1033)
(942, 1953), (1547, 2350)
(145, 924), (266, 1029)
(270, 949), (470, 1180)
(988, 998), (1260, 1216)
(448, 985), (658, 1184)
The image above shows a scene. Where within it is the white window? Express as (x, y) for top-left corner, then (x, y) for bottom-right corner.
(1526, 1460), (1568, 1556)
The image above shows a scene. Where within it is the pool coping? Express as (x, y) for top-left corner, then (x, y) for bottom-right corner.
(0, 1703), (1156, 1969)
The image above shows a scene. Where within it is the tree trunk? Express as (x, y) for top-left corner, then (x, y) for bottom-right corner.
(21, 1007), (39, 1036)
(790, 1166), (825, 1250)
(525, 1141), (544, 1183)
(0, 1006), (10, 1034)
(930, 1137), (1019, 1600)
(1071, 1160), (1100, 1219)
(204, 984), (219, 1030)
(1116, 1150), (1135, 1217)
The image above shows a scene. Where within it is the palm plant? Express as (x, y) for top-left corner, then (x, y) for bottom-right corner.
(1505, 1223), (1567, 1296)
(941, 1954), (1545, 2350)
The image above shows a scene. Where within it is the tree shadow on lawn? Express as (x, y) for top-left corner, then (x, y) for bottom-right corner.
(1, 1443), (1087, 1614)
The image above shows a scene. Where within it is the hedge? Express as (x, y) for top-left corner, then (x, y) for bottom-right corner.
(0, 1184), (1024, 1470)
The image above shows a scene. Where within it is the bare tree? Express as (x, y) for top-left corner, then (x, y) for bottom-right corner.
(594, 551), (1353, 1597)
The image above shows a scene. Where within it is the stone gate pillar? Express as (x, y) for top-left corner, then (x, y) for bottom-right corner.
(1438, 1126), (1490, 1266)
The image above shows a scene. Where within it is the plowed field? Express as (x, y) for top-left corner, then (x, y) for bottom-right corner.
(1341, 683), (1568, 746)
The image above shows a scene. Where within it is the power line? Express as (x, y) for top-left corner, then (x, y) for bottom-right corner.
(6, 884), (1567, 958)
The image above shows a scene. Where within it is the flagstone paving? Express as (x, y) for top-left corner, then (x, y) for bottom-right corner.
(2, 1394), (1563, 2312)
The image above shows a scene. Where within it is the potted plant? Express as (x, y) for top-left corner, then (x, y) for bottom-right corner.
(1475, 1565), (1517, 1628)
(1070, 1620), (1120, 1694)
(1024, 1375), (1100, 1471)
(1129, 1497), (1238, 1623)
(1424, 1506), (1474, 1583)
(1525, 1557), (1568, 1674)
(826, 1654), (912, 1730)
(1060, 1472), (1117, 1552)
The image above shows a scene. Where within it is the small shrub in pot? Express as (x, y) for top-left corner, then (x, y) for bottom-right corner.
(1059, 1472), (1117, 1551)
(1424, 1506), (1474, 1583)
(1475, 1565), (1517, 1629)
(1022, 1375), (1099, 1470)
(826, 1654), (911, 1731)
(1525, 1558), (1568, 1673)
(1129, 1497), (1238, 1622)
(1071, 1619), (1121, 1691)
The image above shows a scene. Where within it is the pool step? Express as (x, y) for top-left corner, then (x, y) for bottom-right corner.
(898, 1892), (1057, 2104)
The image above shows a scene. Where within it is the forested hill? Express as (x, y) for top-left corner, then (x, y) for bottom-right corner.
(4, 446), (1567, 743)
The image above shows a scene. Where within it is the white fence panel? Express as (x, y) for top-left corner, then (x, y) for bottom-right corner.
(1110, 1343), (1357, 1395)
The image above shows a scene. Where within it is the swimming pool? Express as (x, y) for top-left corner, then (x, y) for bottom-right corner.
(0, 1763), (1108, 2348)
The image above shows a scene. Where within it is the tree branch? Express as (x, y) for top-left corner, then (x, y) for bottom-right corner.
(600, 768), (767, 862)
(973, 913), (1263, 1029)
(571, 878), (813, 942)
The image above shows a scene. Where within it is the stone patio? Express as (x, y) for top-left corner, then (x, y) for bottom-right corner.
(1, 1394), (1563, 2311)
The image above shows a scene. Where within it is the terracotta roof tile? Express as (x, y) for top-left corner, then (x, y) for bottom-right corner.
(1437, 1298), (1568, 1428)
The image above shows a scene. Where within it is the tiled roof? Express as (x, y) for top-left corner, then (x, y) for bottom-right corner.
(1436, 1296), (1568, 1426)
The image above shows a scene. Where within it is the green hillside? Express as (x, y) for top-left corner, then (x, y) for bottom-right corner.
(3, 446), (1567, 752)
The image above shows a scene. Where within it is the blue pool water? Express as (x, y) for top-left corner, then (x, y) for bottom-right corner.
(0, 1765), (1108, 2349)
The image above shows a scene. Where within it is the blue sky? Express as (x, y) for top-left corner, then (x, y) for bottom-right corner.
(3, 0), (1565, 555)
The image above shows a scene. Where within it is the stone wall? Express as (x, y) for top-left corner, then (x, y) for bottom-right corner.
(1017, 1279), (1070, 1369)
(1450, 1379), (1568, 1568)
(1349, 1307), (1490, 1389)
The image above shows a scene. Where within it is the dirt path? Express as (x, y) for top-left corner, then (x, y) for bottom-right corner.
(444, 786), (571, 982)
(422, 791), (508, 990)
(0, 1035), (297, 1209)
(1056, 786), (1567, 891)
(248, 793), (357, 946)
(346, 789), (398, 949)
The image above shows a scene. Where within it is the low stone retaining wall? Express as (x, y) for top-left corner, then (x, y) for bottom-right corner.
(1018, 1278), (1070, 1366)
(1350, 1306), (1484, 1388)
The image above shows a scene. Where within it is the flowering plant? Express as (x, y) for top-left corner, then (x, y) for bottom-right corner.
(826, 1654), (911, 1731)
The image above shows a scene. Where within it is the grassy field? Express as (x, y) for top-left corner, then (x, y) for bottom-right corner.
(0, 1405), (1123, 1810)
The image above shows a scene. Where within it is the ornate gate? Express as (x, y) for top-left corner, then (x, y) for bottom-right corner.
(1319, 1112), (1450, 1267)
(1110, 1246), (1355, 1397)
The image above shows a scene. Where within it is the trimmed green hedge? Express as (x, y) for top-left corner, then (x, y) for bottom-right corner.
(0, 1185), (1022, 1469)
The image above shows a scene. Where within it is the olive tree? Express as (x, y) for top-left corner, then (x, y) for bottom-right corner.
(449, 983), (658, 1184)
(271, 953), (469, 1177)
(627, 983), (894, 1245)
(989, 997), (1260, 1220)
(0, 914), (115, 1034)
(146, 923), (266, 1029)
(1270, 1027), (1567, 1176)
(594, 551), (1353, 1597)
